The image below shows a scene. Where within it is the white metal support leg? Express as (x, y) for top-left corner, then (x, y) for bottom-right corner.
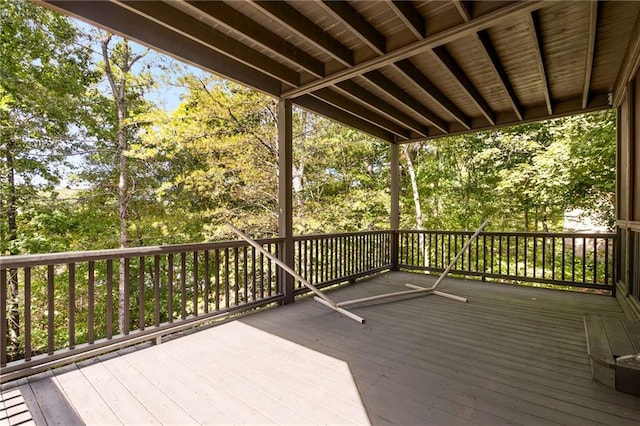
(227, 224), (365, 323)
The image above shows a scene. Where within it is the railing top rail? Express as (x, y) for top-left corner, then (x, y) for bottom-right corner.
(293, 230), (393, 241)
(399, 230), (616, 238)
(1, 228), (616, 269)
(0, 237), (284, 269)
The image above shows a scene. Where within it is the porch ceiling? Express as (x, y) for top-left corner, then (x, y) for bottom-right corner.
(38, 0), (640, 143)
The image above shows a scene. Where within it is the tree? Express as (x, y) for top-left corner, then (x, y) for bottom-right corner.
(398, 111), (616, 233)
(90, 33), (155, 333)
(138, 75), (279, 241)
(0, 0), (94, 354)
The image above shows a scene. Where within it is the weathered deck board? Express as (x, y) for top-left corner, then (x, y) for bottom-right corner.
(3, 272), (639, 425)
(242, 272), (640, 426)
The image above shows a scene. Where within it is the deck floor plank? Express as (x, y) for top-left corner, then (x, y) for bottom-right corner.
(52, 363), (121, 425)
(11, 272), (640, 425)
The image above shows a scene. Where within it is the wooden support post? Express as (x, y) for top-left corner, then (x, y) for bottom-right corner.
(278, 98), (295, 304)
(390, 142), (400, 270)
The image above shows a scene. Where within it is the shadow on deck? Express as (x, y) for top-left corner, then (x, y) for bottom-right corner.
(2, 272), (639, 425)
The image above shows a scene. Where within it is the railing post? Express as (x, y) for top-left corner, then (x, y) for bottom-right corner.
(278, 98), (295, 304)
(391, 231), (399, 271)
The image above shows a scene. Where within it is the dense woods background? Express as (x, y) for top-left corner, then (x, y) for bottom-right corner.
(2, 2), (615, 256)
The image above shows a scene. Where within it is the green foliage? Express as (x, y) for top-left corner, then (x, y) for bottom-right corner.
(400, 111), (616, 232)
(0, 0), (95, 254)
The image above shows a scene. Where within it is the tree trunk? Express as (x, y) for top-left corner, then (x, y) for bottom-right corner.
(4, 138), (20, 356)
(102, 35), (132, 334)
(402, 144), (429, 269)
(541, 205), (549, 233)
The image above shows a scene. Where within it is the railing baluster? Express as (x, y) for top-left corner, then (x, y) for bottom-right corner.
(533, 236), (537, 278)
(515, 236), (520, 277)
(181, 253), (187, 319)
(243, 246), (248, 303)
(498, 235), (502, 275)
(24, 267), (32, 360)
(259, 251), (264, 299)
(251, 247), (256, 301)
(593, 238), (597, 284)
(123, 257), (131, 335)
(507, 236), (511, 275)
(297, 240), (302, 287)
(88, 261), (94, 345)
(477, 234), (481, 273)
(523, 236), (527, 277)
(154, 255), (160, 326)
(167, 254), (174, 323)
(582, 237), (587, 283)
(552, 237), (556, 281)
(139, 256), (145, 330)
(1, 269), (7, 367)
(234, 247), (240, 306)
(268, 244), (274, 297)
(214, 250), (220, 310)
(106, 260), (114, 337)
(572, 237), (576, 282)
(47, 264), (55, 355)
(68, 263), (76, 349)
(194, 251), (199, 315)
(490, 235), (495, 275)
(204, 251), (210, 313)
(541, 237), (546, 279)
(224, 248), (230, 308)
(604, 238), (609, 285)
(561, 237), (566, 281)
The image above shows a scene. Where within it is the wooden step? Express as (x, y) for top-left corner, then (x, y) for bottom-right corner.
(583, 314), (640, 395)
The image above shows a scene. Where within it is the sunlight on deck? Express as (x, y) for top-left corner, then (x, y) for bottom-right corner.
(50, 321), (370, 425)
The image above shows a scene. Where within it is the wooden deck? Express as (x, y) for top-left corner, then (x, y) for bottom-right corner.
(2, 271), (639, 425)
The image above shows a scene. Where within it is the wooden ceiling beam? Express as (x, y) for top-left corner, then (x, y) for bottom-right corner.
(251, 0), (428, 137)
(335, 81), (429, 136)
(313, 1), (456, 133)
(312, 89), (411, 139)
(282, 1), (545, 99)
(432, 47), (495, 125)
(250, 1), (354, 67)
(115, 1), (299, 86)
(386, 0), (425, 40)
(295, 95), (395, 142)
(320, 0), (386, 55)
(395, 59), (470, 129)
(583, 1), (599, 109)
(317, 0), (445, 134)
(453, 0), (473, 22)
(182, 0), (325, 78)
(403, 93), (611, 142)
(477, 30), (524, 121)
(40, 0), (283, 96)
(363, 71), (448, 133)
(526, 11), (552, 115)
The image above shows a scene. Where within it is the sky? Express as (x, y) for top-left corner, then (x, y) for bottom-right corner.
(72, 19), (205, 113)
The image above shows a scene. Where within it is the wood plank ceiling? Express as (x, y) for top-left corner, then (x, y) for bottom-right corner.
(38, 0), (640, 143)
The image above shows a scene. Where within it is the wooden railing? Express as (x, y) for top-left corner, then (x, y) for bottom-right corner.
(0, 228), (617, 382)
(398, 230), (616, 292)
(0, 238), (283, 381)
(293, 230), (393, 294)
